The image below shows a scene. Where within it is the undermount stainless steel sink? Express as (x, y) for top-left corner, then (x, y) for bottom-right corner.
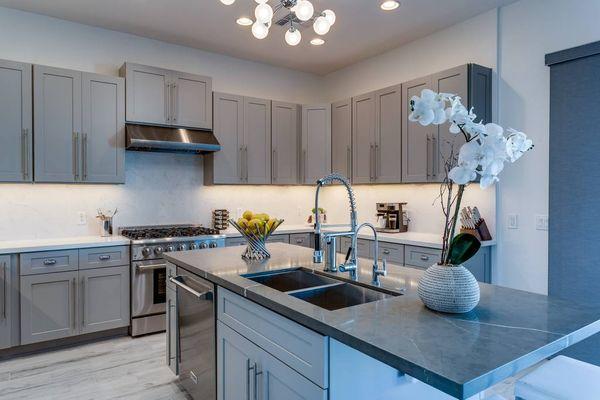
(243, 269), (399, 311)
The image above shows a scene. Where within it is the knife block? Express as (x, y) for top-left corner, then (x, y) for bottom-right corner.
(460, 218), (492, 242)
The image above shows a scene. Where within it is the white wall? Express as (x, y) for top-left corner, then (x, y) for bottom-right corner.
(495, 0), (600, 294)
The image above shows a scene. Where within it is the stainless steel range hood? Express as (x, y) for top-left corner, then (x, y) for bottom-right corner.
(126, 124), (221, 154)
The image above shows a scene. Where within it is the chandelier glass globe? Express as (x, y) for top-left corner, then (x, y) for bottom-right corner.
(220, 0), (235, 5)
(323, 9), (336, 26)
(251, 21), (269, 39)
(254, 0), (267, 3)
(313, 16), (330, 35)
(294, 0), (314, 22)
(255, 3), (274, 24)
(285, 27), (302, 46)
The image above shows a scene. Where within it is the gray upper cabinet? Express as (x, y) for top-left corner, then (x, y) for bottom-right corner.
(402, 76), (432, 183)
(0, 59), (32, 182)
(121, 63), (212, 130)
(34, 65), (82, 183)
(374, 84), (402, 183)
(207, 92), (244, 184)
(81, 73), (125, 183)
(271, 101), (300, 184)
(244, 97), (272, 184)
(331, 99), (352, 180)
(79, 266), (129, 334)
(0, 256), (12, 350)
(171, 70), (212, 129)
(301, 104), (331, 184)
(352, 92), (376, 184)
(20, 271), (79, 345)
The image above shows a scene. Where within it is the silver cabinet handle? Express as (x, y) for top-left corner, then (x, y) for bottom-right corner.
(43, 258), (57, 266)
(22, 128), (29, 180)
(302, 149), (307, 183)
(169, 276), (210, 299)
(73, 132), (79, 181)
(165, 83), (171, 123)
(166, 298), (171, 361)
(369, 144), (374, 181)
(244, 146), (249, 182)
(239, 146), (244, 181)
(172, 83), (178, 123)
(420, 255), (430, 261)
(1, 261), (6, 321)
(246, 359), (253, 400)
(346, 146), (351, 177)
(431, 135), (437, 177)
(383, 249), (390, 255)
(272, 148), (277, 181)
(98, 255), (111, 261)
(82, 133), (88, 181)
(72, 277), (77, 332)
(81, 277), (85, 327)
(253, 361), (262, 400)
(137, 263), (166, 272)
(374, 143), (379, 181)
(426, 135), (431, 178)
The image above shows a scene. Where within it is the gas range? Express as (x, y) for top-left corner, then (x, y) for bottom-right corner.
(120, 224), (226, 261)
(119, 224), (226, 336)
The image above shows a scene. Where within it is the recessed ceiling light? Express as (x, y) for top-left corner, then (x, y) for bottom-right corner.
(310, 38), (325, 46)
(380, 1), (400, 11)
(236, 17), (253, 26)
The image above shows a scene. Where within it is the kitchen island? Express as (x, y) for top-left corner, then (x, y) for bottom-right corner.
(165, 243), (600, 399)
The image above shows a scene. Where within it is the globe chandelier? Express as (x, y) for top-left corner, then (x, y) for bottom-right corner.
(219, 0), (336, 46)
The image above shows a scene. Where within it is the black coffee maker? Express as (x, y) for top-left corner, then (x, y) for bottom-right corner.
(376, 202), (409, 233)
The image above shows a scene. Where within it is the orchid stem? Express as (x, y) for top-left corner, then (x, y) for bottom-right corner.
(444, 184), (465, 265)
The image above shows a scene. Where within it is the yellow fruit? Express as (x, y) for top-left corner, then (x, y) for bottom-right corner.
(237, 218), (248, 228)
(243, 210), (254, 221)
(248, 218), (262, 230)
(267, 218), (277, 230)
(260, 213), (270, 221)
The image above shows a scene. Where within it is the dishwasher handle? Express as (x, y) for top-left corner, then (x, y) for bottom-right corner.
(169, 276), (212, 299)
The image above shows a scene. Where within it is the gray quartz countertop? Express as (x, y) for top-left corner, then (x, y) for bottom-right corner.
(164, 243), (600, 399)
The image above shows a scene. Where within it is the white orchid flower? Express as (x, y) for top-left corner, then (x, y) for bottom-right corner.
(479, 174), (499, 189)
(448, 166), (477, 185)
(409, 89), (449, 126)
(484, 123), (504, 138)
(506, 128), (533, 162)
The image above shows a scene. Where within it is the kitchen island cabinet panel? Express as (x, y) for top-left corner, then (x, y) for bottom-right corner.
(0, 256), (12, 349)
(0, 59), (32, 182)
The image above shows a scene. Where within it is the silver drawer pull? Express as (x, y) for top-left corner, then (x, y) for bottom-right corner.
(98, 255), (111, 261)
(383, 249), (390, 255)
(420, 255), (430, 261)
(296, 239), (303, 243)
(43, 259), (57, 265)
(137, 264), (166, 272)
(169, 276), (210, 299)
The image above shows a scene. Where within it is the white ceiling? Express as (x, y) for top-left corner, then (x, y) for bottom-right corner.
(0, 0), (514, 75)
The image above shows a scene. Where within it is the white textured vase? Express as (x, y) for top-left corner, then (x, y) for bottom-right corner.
(417, 264), (480, 313)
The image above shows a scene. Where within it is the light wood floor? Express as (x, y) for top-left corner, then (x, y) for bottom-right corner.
(0, 332), (535, 399)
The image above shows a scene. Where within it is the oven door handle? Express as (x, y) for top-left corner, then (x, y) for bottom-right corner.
(169, 276), (211, 299)
(137, 264), (167, 272)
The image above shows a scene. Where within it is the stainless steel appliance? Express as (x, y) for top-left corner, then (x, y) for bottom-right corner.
(376, 202), (409, 233)
(125, 124), (221, 154)
(170, 267), (215, 400)
(120, 224), (225, 336)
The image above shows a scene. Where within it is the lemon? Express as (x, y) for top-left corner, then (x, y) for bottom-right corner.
(267, 218), (277, 230)
(242, 210), (254, 221)
(237, 218), (248, 228)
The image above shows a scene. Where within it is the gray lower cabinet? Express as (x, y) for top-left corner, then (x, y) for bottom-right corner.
(20, 271), (79, 345)
(267, 234), (290, 244)
(79, 266), (129, 334)
(0, 59), (32, 182)
(290, 233), (312, 248)
(271, 101), (300, 184)
(463, 246), (491, 283)
(225, 236), (247, 247)
(166, 285), (178, 375)
(301, 104), (331, 184)
(0, 256), (12, 349)
(331, 99), (352, 179)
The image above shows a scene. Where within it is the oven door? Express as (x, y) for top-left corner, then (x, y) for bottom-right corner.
(132, 259), (167, 318)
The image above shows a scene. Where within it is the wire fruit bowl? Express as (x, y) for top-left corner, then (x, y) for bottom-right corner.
(229, 218), (284, 261)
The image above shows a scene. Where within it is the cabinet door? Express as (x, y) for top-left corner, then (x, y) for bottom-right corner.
(271, 101), (299, 184)
(80, 266), (130, 334)
(172, 71), (212, 129)
(301, 104), (331, 184)
(463, 247), (490, 283)
(33, 65), (82, 183)
(260, 344), (328, 400)
(81, 73), (125, 183)
(352, 93), (376, 184)
(331, 99), (352, 180)
(375, 84), (403, 183)
(244, 97), (272, 184)
(166, 286), (178, 375)
(209, 92), (244, 184)
(217, 321), (261, 400)
(123, 63), (170, 125)
(0, 60), (32, 182)
(402, 76), (432, 183)
(432, 65), (468, 183)
(0, 256), (11, 349)
(20, 271), (78, 345)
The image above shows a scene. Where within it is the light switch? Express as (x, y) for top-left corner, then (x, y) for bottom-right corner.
(507, 214), (519, 229)
(77, 211), (87, 225)
(535, 214), (549, 231)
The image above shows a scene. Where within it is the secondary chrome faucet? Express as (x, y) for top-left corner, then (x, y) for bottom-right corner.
(353, 223), (387, 286)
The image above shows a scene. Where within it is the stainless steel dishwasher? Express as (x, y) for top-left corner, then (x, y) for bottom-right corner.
(169, 267), (216, 400)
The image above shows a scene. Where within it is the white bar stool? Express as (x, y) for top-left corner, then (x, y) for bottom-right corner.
(515, 355), (600, 399)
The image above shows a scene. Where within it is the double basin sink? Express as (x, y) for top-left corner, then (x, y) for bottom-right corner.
(242, 269), (400, 311)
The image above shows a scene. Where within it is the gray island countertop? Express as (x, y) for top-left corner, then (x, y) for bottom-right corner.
(164, 243), (600, 399)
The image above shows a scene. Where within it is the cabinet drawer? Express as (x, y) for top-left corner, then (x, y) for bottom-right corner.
(404, 245), (442, 269)
(267, 234), (289, 244)
(225, 237), (247, 247)
(378, 242), (404, 264)
(218, 288), (328, 388)
(290, 233), (312, 247)
(356, 238), (372, 259)
(78, 246), (129, 270)
(20, 250), (78, 275)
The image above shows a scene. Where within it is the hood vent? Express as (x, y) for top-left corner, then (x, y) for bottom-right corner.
(126, 124), (221, 154)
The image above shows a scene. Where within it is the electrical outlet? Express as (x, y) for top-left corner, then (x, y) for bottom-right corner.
(535, 214), (549, 231)
(297, 206), (302, 217)
(77, 211), (87, 225)
(507, 214), (519, 229)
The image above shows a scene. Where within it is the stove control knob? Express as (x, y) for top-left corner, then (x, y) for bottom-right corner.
(177, 244), (187, 251)
(154, 246), (164, 255)
(141, 247), (152, 257)
(200, 242), (208, 249)
(166, 245), (175, 253)
(189, 243), (199, 250)
(209, 241), (218, 248)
